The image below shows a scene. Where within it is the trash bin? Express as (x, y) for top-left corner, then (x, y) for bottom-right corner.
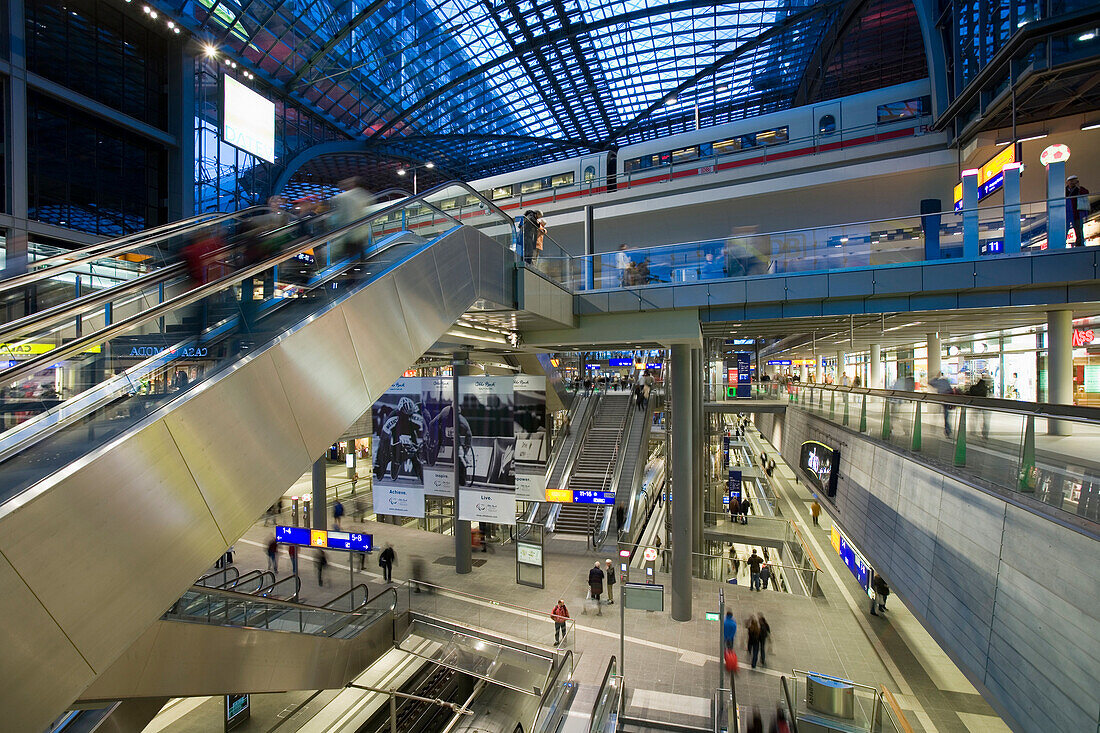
(806, 674), (855, 718)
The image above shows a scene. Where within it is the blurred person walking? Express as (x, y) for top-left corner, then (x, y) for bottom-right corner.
(266, 536), (279, 573)
(746, 616), (761, 669)
(811, 500), (821, 526)
(723, 611), (737, 649)
(759, 563), (772, 591)
(757, 614), (771, 666)
(379, 544), (396, 583)
(588, 561), (605, 615)
(316, 549), (328, 587)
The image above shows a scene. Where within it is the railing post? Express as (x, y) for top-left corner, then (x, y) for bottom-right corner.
(954, 408), (967, 466)
(881, 399), (891, 441)
(859, 394), (867, 433)
(911, 401), (922, 451)
(829, 390), (835, 420)
(1017, 415), (1036, 492)
(842, 392), (849, 427)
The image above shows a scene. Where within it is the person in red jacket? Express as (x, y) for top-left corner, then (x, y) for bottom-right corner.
(551, 600), (570, 645)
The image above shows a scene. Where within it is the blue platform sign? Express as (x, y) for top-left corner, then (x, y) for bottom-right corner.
(736, 353), (751, 398)
(722, 435), (730, 467)
(609, 358), (633, 367)
(276, 525), (373, 552)
(727, 470), (742, 504)
(573, 490), (615, 505)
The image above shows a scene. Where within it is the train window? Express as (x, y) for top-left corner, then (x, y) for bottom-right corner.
(699, 143), (713, 157)
(739, 133), (758, 149)
(520, 179), (544, 194)
(712, 138), (742, 156)
(818, 115), (837, 135)
(553, 171), (576, 187)
(465, 194), (481, 207)
(582, 166), (596, 183)
(757, 127), (789, 145)
(491, 185), (514, 200)
(624, 157), (642, 173)
(440, 198), (459, 210)
(877, 96), (929, 124)
(671, 146), (699, 164)
(657, 152), (672, 166)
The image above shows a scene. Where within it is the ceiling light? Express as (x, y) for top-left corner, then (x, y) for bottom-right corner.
(1082, 120), (1100, 131)
(425, 162), (435, 169)
(1078, 31), (1096, 41)
(167, 20), (174, 28)
(203, 43), (217, 57)
(142, 5), (150, 12)
(149, 10), (157, 18)
(397, 169), (407, 176)
(1016, 132), (1048, 143)
(173, 26), (180, 33)
(839, 237), (848, 243)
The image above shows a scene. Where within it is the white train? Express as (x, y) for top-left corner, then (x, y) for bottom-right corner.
(448, 79), (932, 215)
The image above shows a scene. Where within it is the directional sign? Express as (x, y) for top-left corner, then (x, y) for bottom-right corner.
(572, 490), (615, 505)
(276, 525), (372, 552)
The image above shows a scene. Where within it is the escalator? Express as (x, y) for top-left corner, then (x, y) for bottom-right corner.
(0, 181), (519, 731)
(554, 393), (631, 536)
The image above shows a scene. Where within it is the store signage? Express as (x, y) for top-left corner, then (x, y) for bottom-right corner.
(953, 144), (1018, 210)
(544, 488), (572, 502)
(642, 547), (659, 562)
(275, 525), (372, 552)
(585, 363), (601, 370)
(0, 343), (102, 357)
(1072, 329), (1095, 347)
(646, 363), (662, 369)
(403, 369), (417, 377)
(126, 345), (208, 358)
(1039, 143), (1070, 167)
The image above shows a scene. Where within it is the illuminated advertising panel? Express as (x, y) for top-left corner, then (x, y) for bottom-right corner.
(799, 440), (839, 500)
(953, 144), (1017, 210)
(223, 75), (275, 162)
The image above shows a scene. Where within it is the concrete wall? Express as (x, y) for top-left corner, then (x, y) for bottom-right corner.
(754, 407), (1100, 733)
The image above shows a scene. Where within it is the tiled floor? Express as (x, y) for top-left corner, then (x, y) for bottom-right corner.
(150, 427), (1009, 732)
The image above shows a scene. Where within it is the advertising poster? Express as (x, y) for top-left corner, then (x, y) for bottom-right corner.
(421, 377), (456, 498)
(370, 378), (426, 518)
(513, 375), (548, 502)
(456, 376), (516, 524)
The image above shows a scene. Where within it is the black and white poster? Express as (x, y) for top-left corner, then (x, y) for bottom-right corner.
(456, 376), (516, 524)
(370, 378), (426, 518)
(420, 376), (456, 498)
(513, 375), (548, 502)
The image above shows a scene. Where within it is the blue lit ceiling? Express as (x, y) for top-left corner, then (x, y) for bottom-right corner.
(170, 0), (928, 179)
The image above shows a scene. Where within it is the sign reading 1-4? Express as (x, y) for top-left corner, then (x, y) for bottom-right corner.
(276, 525), (372, 552)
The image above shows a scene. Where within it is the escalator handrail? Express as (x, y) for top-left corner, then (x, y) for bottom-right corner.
(589, 655), (620, 733)
(173, 582), (398, 621)
(0, 188), (413, 344)
(0, 207), (271, 295)
(0, 179), (515, 391)
(195, 566), (239, 588)
(533, 649), (574, 731)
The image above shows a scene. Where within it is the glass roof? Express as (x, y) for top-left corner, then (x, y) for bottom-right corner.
(169, 0), (919, 177)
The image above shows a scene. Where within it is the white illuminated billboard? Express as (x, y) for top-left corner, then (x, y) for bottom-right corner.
(223, 75), (275, 162)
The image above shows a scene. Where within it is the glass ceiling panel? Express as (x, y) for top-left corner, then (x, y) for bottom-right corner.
(162, 0), (910, 177)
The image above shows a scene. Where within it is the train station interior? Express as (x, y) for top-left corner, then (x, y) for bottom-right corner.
(0, 0), (1098, 731)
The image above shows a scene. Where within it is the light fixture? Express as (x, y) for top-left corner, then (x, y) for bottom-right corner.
(397, 168), (407, 176)
(149, 9), (157, 18)
(839, 237), (848, 242)
(1082, 120), (1100, 131)
(142, 5), (150, 12)
(172, 26), (180, 33)
(1079, 31), (1096, 41)
(166, 20), (174, 28)
(1016, 132), (1048, 143)
(425, 162), (435, 169)
(203, 43), (217, 57)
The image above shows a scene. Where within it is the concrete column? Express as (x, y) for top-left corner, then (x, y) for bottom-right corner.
(346, 439), (356, 479)
(312, 456), (327, 529)
(1003, 163), (1022, 254)
(1046, 160), (1067, 249)
(690, 348), (703, 556)
(799, 364), (808, 382)
(454, 355), (473, 574)
(835, 351), (847, 382)
(962, 169), (980, 258)
(4, 0), (29, 278)
(927, 334), (942, 382)
(1047, 310), (1073, 436)
(870, 344), (882, 389)
(670, 344), (693, 621)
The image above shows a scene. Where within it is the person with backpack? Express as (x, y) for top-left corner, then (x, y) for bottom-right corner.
(757, 615), (771, 666)
(379, 544), (396, 582)
(759, 563), (772, 590)
(551, 600), (571, 645)
(604, 559), (617, 605)
(747, 550), (764, 591)
(746, 617), (761, 669)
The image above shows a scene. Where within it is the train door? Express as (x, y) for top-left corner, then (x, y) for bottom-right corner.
(580, 155), (602, 193)
(813, 102), (842, 148)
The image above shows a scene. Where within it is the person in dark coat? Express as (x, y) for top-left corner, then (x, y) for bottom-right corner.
(588, 561), (605, 615)
(379, 544), (396, 582)
(967, 373), (991, 439)
(747, 551), (764, 591)
(740, 496), (751, 525)
(604, 559), (617, 604)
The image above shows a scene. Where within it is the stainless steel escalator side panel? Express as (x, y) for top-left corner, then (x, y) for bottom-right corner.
(0, 227), (515, 732)
(76, 613), (395, 700)
(341, 274), (420, 393)
(269, 304), (375, 460)
(161, 353), (314, 536)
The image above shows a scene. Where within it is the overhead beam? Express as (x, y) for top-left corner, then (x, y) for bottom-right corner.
(791, 0), (870, 107)
(285, 0), (391, 89)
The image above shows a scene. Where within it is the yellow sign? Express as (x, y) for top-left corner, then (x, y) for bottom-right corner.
(953, 144), (1017, 206)
(830, 525), (841, 555)
(544, 488), (572, 503)
(0, 343), (102, 357)
(310, 530), (328, 547)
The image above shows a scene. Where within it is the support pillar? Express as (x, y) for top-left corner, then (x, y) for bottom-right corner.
(1003, 163), (1022, 254)
(312, 456), (327, 529)
(4, 0), (29, 278)
(1047, 310), (1073, 436)
(1046, 160), (1067, 249)
(962, 169), (979, 258)
(690, 348), (703, 557)
(346, 439), (357, 479)
(454, 355), (474, 574)
(799, 364), (808, 383)
(670, 344), (693, 622)
(927, 333), (942, 382)
(870, 344), (882, 389)
(835, 351), (846, 383)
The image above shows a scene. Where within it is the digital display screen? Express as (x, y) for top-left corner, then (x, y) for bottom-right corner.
(831, 526), (873, 597)
(572, 490), (615, 504)
(609, 358), (633, 367)
(224, 75), (275, 162)
(799, 441), (839, 499)
(276, 525), (372, 552)
(727, 470), (742, 503)
(226, 694), (250, 730)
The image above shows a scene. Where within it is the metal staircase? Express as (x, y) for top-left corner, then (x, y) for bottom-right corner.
(555, 393), (631, 535)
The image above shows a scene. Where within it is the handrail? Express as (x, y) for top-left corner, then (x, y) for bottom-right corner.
(179, 581), (398, 617)
(0, 206), (271, 294)
(195, 566), (239, 588)
(0, 179), (514, 391)
(259, 573), (301, 602)
(589, 655), (619, 733)
(879, 686), (915, 733)
(594, 391), (635, 547)
(752, 381), (1100, 423)
(533, 649), (574, 731)
(780, 675), (798, 733)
